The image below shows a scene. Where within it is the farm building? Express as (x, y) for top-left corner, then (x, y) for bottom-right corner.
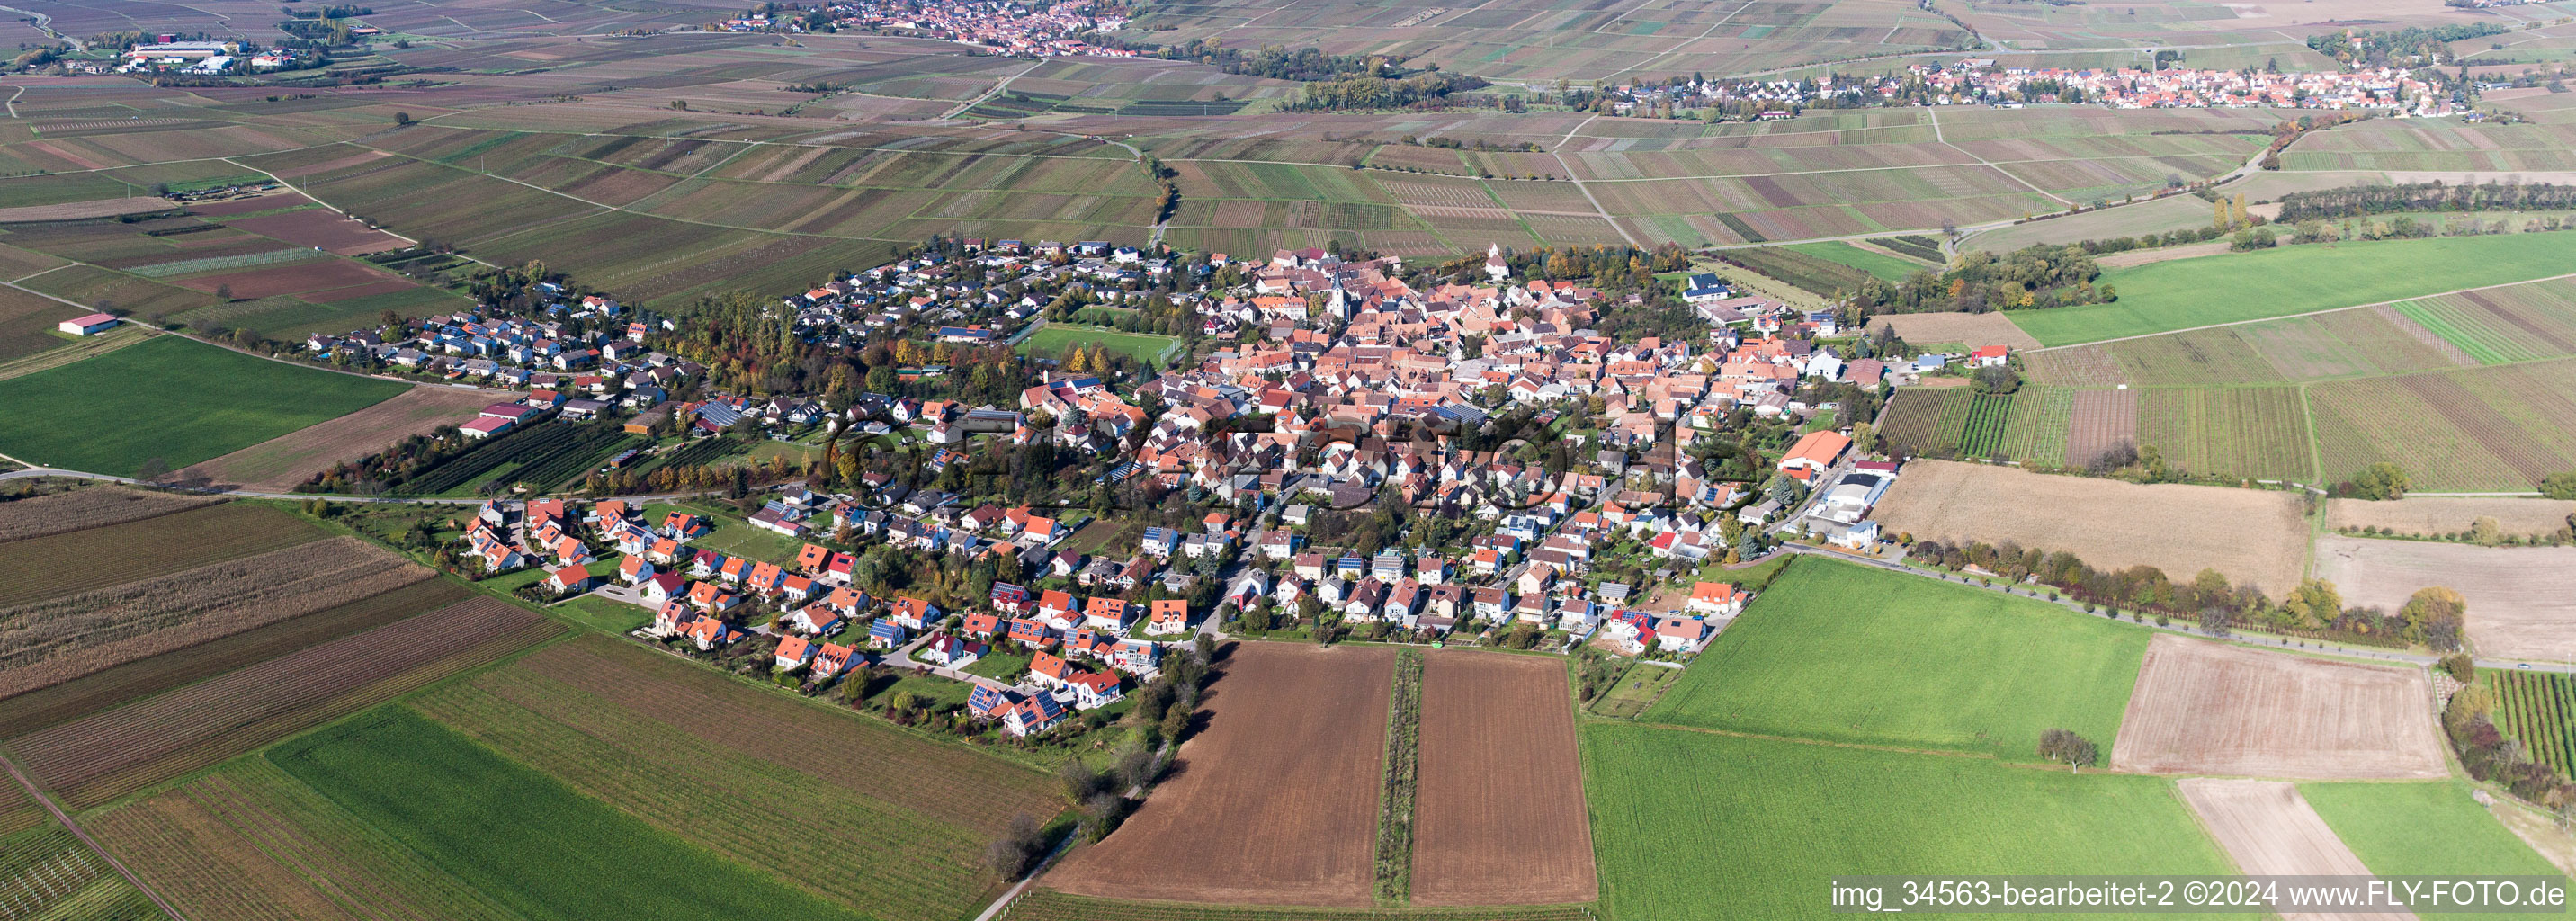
(1777, 430), (1852, 478)
(57, 313), (120, 336)
(459, 417), (513, 439)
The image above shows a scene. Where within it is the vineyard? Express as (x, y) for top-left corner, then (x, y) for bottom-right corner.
(2134, 387), (2312, 482)
(1712, 246), (1874, 298)
(129, 246), (329, 279)
(1876, 235), (1945, 263)
(2491, 670), (2576, 778)
(517, 432), (644, 489)
(1957, 394), (2016, 459)
(0, 486), (218, 541)
(0, 503), (324, 607)
(1004, 891), (1596, 921)
(5, 597), (558, 809)
(396, 419), (626, 496)
(1375, 649), (1424, 904)
(0, 826), (163, 921)
(1998, 386), (2073, 468)
(1876, 389), (1962, 458)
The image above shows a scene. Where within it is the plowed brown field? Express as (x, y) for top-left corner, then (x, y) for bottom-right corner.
(2313, 535), (2576, 663)
(1872, 460), (2308, 596)
(1046, 643), (1392, 908)
(2109, 635), (2445, 780)
(1411, 651), (1594, 907)
(2178, 779), (2400, 921)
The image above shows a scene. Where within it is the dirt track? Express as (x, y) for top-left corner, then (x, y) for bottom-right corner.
(2110, 635), (2446, 780)
(1872, 460), (2308, 597)
(2313, 535), (2576, 663)
(1044, 643), (1392, 908)
(1410, 650), (1595, 906)
(2178, 779), (2406, 921)
(181, 386), (502, 491)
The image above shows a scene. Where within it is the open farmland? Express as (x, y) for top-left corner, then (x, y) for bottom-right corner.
(408, 634), (1062, 921)
(0, 578), (470, 739)
(1048, 643), (1392, 908)
(1581, 723), (2252, 921)
(2306, 357), (2576, 491)
(2313, 535), (2576, 663)
(1409, 651), (1593, 907)
(988, 891), (1596, 921)
(4, 596), (559, 809)
(0, 502), (324, 606)
(2325, 496), (2576, 539)
(0, 335), (407, 476)
(2133, 385), (2312, 481)
(1872, 460), (2310, 595)
(1864, 311), (2040, 350)
(90, 758), (532, 921)
(1641, 558), (2146, 759)
(2176, 779), (2378, 886)
(0, 826), (163, 921)
(0, 286), (83, 362)
(2109, 636), (2447, 780)
(182, 385), (508, 491)
(2302, 780), (2567, 912)
(0, 536), (429, 700)
(270, 708), (869, 921)
(0, 484), (217, 541)
(2007, 235), (2576, 347)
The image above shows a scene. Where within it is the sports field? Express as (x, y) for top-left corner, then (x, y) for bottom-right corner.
(1581, 724), (2252, 921)
(1639, 558), (2146, 760)
(1017, 324), (1181, 368)
(0, 335), (406, 476)
(2007, 235), (2576, 347)
(271, 708), (870, 921)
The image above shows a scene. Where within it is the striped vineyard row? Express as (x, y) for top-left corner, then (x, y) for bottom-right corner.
(2495, 671), (2576, 777)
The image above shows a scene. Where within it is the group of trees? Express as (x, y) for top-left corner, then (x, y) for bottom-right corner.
(1846, 244), (2109, 315)
(1433, 243), (1694, 288)
(1902, 537), (2466, 650)
(1288, 72), (1491, 112)
(2444, 675), (2576, 810)
(2305, 23), (2509, 67)
(2278, 180), (2576, 221)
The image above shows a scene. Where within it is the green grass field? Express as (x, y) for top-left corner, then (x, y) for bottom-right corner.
(560, 595), (651, 634)
(645, 502), (804, 563)
(1640, 559), (2147, 760)
(271, 708), (869, 921)
(1786, 241), (1930, 282)
(1583, 724), (2254, 921)
(0, 335), (406, 476)
(2302, 780), (2566, 915)
(2007, 235), (2576, 347)
(1588, 662), (1683, 719)
(1017, 324), (1180, 368)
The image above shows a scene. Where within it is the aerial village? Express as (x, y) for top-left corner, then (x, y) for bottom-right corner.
(382, 230), (2001, 744)
(1620, 60), (2467, 118)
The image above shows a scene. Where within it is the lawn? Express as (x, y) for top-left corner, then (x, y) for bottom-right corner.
(1785, 241), (1928, 282)
(1582, 723), (2253, 921)
(270, 708), (870, 921)
(646, 502), (805, 563)
(560, 595), (651, 634)
(1639, 558), (2148, 760)
(1017, 324), (1180, 368)
(0, 335), (406, 476)
(2007, 234), (2576, 347)
(2302, 780), (2563, 912)
(962, 647), (1033, 681)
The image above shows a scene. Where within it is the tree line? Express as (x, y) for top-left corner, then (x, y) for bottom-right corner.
(2276, 180), (2576, 221)
(1846, 244), (2108, 315)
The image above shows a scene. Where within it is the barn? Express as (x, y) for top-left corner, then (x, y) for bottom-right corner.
(57, 313), (120, 336)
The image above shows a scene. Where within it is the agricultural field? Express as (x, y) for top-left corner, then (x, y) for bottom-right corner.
(1410, 651), (1593, 907)
(408, 634), (1063, 921)
(2302, 780), (2568, 913)
(2491, 670), (2576, 778)
(1581, 723), (2252, 921)
(2006, 234), (2576, 347)
(0, 536), (429, 701)
(1872, 460), (2310, 595)
(2390, 276), (2576, 365)
(1783, 240), (1930, 282)
(2176, 779), (2377, 882)
(0, 483), (216, 541)
(0, 502), (325, 607)
(1862, 311), (2039, 349)
(2131, 385), (2311, 482)
(0, 287), (85, 363)
(4, 596), (557, 809)
(1018, 323), (1183, 368)
(1047, 643), (1393, 908)
(0, 335), (407, 476)
(1006, 891), (1597, 921)
(0, 826), (164, 921)
(2108, 636), (2447, 780)
(2307, 357), (2576, 491)
(1711, 246), (1874, 298)
(1641, 558), (2147, 760)
(271, 707), (870, 921)
(181, 385), (512, 491)
(2324, 496), (2576, 540)
(398, 421), (634, 496)
(2313, 535), (2576, 663)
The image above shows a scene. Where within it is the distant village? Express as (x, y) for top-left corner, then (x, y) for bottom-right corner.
(1617, 60), (2468, 118)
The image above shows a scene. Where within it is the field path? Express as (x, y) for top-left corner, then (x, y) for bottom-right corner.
(0, 754), (188, 921)
(1548, 114), (1642, 247)
(940, 60), (1046, 121)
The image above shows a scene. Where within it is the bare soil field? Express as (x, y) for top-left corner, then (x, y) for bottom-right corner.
(224, 209), (408, 255)
(170, 258), (398, 300)
(2110, 635), (2446, 780)
(1046, 642), (1393, 908)
(2324, 496), (2576, 540)
(1411, 651), (1595, 906)
(1874, 460), (2307, 595)
(182, 386), (503, 491)
(2312, 534), (2576, 662)
(0, 486), (219, 541)
(2062, 389), (2141, 466)
(2178, 779), (2396, 921)
(0, 536), (428, 700)
(1864, 311), (2041, 350)
(0, 503), (325, 607)
(0, 198), (178, 222)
